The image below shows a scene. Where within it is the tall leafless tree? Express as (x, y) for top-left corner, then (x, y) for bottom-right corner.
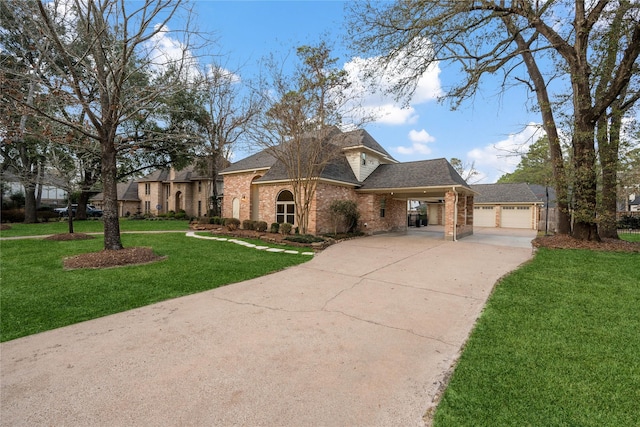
(249, 43), (358, 235)
(348, 0), (640, 240)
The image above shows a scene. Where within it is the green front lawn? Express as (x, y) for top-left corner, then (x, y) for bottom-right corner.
(0, 218), (191, 237)
(433, 248), (640, 426)
(0, 233), (309, 342)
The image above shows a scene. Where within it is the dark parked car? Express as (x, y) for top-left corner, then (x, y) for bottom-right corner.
(55, 205), (103, 218)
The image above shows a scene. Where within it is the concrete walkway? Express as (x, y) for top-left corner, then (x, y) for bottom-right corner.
(1, 229), (535, 426)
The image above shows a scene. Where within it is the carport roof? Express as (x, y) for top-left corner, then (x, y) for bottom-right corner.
(358, 158), (471, 191)
(471, 183), (541, 204)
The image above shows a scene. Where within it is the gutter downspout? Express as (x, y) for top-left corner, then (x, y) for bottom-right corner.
(453, 187), (458, 242)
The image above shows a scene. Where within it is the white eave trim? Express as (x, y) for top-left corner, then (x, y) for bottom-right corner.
(356, 184), (474, 194)
(251, 177), (359, 188)
(220, 167), (271, 176)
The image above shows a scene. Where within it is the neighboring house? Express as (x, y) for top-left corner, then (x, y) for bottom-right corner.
(221, 128), (475, 240)
(1, 171), (67, 207)
(135, 164), (222, 218)
(91, 164), (223, 218)
(630, 194), (640, 212)
(471, 183), (542, 230)
(91, 180), (140, 217)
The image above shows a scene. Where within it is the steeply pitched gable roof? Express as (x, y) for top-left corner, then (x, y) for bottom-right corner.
(222, 128), (397, 178)
(359, 158), (470, 190)
(332, 129), (397, 162)
(471, 183), (541, 203)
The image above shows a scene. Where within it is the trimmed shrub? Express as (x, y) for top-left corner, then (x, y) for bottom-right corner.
(38, 210), (60, 222)
(270, 222), (280, 234)
(255, 221), (268, 232)
(1, 209), (24, 223)
(279, 222), (293, 235)
(329, 200), (360, 234)
(618, 215), (640, 229)
(242, 219), (257, 230)
(225, 217), (241, 231)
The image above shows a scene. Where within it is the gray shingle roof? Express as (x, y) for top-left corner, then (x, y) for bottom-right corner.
(332, 129), (396, 161)
(221, 149), (278, 174)
(222, 128), (397, 177)
(91, 180), (139, 202)
(255, 153), (360, 185)
(138, 164), (213, 182)
(471, 183), (541, 203)
(359, 158), (470, 190)
(528, 184), (557, 207)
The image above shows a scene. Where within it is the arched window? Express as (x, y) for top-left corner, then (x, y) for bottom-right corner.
(276, 190), (295, 224)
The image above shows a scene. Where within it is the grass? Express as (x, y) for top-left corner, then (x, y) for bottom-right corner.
(0, 232), (309, 342)
(433, 248), (640, 426)
(0, 218), (191, 237)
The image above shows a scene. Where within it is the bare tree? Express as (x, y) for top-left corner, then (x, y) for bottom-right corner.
(0, 3), (53, 223)
(3, 0), (204, 250)
(450, 157), (482, 184)
(348, 0), (640, 240)
(196, 64), (259, 217)
(249, 43), (356, 235)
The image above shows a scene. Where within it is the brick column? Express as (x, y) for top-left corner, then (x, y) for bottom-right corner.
(444, 190), (456, 241)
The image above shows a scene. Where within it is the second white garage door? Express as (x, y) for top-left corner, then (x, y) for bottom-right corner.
(500, 206), (532, 228)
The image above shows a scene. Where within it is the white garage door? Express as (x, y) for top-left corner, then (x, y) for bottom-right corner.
(501, 206), (532, 229)
(474, 206), (495, 227)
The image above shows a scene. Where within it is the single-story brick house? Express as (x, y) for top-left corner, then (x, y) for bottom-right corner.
(221, 128), (475, 240)
(470, 183), (543, 229)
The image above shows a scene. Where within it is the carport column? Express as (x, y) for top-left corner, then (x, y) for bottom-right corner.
(444, 190), (456, 241)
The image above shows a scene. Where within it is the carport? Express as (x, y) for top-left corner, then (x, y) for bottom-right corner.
(356, 159), (476, 241)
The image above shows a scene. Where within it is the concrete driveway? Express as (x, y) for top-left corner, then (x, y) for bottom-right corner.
(1, 228), (535, 426)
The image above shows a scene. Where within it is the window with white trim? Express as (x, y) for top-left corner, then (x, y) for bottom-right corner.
(276, 190), (295, 224)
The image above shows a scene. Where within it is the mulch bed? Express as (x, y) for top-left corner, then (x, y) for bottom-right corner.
(532, 234), (640, 253)
(63, 247), (166, 270)
(191, 224), (335, 248)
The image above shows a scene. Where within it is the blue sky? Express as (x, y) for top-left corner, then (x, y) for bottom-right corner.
(191, 0), (545, 183)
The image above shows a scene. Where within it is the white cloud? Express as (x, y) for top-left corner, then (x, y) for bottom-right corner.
(409, 129), (436, 143)
(395, 129), (436, 155)
(467, 123), (544, 182)
(144, 24), (200, 81)
(341, 51), (442, 126)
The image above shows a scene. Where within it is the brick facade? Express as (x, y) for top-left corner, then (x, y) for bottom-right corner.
(221, 175), (409, 235)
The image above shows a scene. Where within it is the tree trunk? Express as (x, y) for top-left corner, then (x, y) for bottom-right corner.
(101, 138), (123, 250)
(23, 181), (38, 223)
(506, 21), (572, 234)
(597, 106), (621, 239)
(571, 117), (600, 241)
(76, 192), (90, 220)
(66, 198), (74, 234)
